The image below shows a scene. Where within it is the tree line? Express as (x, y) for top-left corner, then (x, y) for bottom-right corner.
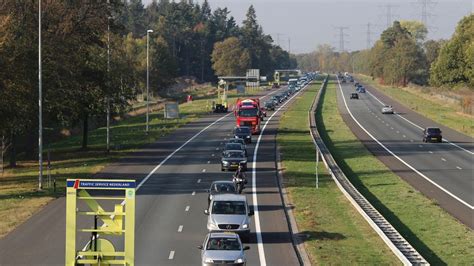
(0, 0), (295, 167)
(297, 15), (473, 89)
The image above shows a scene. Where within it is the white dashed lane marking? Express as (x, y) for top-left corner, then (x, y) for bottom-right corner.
(441, 158), (446, 162)
(456, 166), (462, 170)
(429, 151), (433, 154)
(168, 251), (175, 260)
(192, 191), (196, 196)
(185, 206), (190, 212)
(178, 225), (183, 232)
(202, 169), (206, 173)
(197, 179), (201, 183)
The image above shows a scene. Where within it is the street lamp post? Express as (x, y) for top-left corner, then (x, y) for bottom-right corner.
(38, 0), (43, 190)
(106, 12), (111, 153)
(146, 29), (153, 134)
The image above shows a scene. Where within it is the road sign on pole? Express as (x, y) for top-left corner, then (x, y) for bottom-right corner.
(65, 179), (136, 266)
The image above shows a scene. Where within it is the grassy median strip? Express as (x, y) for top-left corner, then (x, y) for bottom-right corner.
(319, 79), (474, 264)
(0, 87), (266, 238)
(356, 74), (474, 138)
(277, 82), (399, 264)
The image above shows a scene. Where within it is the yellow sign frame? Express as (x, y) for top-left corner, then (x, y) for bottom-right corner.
(65, 179), (135, 266)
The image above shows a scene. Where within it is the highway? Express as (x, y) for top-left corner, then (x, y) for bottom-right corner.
(0, 85), (303, 265)
(336, 78), (474, 228)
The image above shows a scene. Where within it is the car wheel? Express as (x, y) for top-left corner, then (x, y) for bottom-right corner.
(221, 168), (225, 171)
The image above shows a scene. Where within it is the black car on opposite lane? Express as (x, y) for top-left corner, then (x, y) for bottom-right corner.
(234, 126), (252, 143)
(350, 93), (359, 99)
(221, 150), (247, 171)
(423, 127), (443, 143)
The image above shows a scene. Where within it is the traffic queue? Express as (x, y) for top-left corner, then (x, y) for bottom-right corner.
(198, 73), (315, 266)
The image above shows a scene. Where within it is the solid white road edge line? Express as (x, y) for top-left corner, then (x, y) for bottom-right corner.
(366, 90), (474, 155)
(338, 79), (474, 210)
(251, 82), (311, 266)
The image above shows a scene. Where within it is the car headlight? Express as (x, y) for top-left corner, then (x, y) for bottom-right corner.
(235, 258), (244, 263)
(222, 161), (229, 165)
(205, 258), (214, 263)
(208, 221), (219, 230)
(242, 223), (248, 229)
(246, 136), (251, 138)
(240, 161), (247, 164)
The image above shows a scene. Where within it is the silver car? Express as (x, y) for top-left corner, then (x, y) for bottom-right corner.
(382, 105), (394, 114)
(204, 194), (253, 242)
(198, 232), (249, 266)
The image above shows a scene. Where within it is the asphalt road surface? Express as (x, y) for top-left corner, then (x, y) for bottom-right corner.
(336, 78), (474, 228)
(0, 85), (303, 265)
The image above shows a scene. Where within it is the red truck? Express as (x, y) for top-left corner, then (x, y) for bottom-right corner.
(235, 98), (263, 134)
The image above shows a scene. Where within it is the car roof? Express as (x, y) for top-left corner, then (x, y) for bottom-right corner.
(223, 150), (244, 155)
(208, 232), (240, 239)
(225, 143), (242, 147)
(213, 194), (247, 201)
(211, 180), (234, 185)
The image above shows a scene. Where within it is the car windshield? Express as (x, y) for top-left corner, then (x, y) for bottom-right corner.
(212, 201), (247, 215)
(427, 128), (441, 133)
(265, 102), (272, 106)
(206, 237), (241, 250)
(238, 108), (258, 117)
(225, 144), (242, 151)
(223, 151), (244, 158)
(235, 127), (250, 134)
(212, 183), (236, 193)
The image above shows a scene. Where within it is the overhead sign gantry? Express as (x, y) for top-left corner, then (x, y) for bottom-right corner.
(65, 179), (136, 266)
(273, 69), (302, 86)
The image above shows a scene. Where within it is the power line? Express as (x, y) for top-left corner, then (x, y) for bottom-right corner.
(416, 0), (437, 30)
(334, 26), (349, 52)
(380, 4), (399, 29)
(366, 23), (374, 49)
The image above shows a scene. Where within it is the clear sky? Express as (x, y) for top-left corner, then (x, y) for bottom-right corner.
(142, 0), (473, 54)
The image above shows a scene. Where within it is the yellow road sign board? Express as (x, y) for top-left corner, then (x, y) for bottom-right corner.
(66, 179), (135, 266)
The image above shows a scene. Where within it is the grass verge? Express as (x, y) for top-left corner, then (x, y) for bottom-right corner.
(356, 74), (474, 137)
(277, 82), (399, 264)
(319, 79), (474, 264)
(0, 86), (266, 238)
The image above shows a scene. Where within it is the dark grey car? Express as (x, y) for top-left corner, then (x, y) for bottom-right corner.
(233, 127), (251, 144)
(221, 150), (247, 171)
(224, 143), (247, 157)
(207, 181), (237, 206)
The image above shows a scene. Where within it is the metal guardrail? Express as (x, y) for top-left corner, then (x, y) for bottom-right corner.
(308, 76), (428, 265)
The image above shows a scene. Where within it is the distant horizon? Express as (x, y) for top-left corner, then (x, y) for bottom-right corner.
(142, 0), (472, 54)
